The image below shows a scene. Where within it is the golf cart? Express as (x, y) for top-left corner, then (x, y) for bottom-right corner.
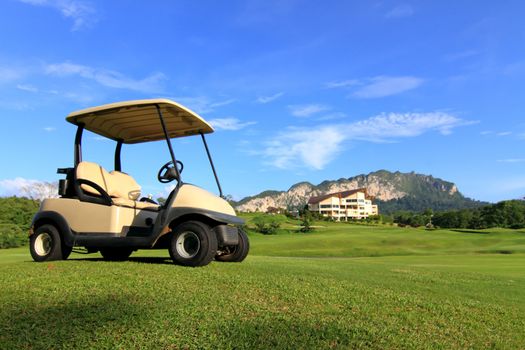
(29, 99), (249, 267)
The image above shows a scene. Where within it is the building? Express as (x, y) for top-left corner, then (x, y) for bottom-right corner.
(307, 188), (378, 221)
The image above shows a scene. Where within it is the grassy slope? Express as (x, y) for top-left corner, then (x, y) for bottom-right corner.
(249, 225), (525, 257)
(1, 223), (524, 349)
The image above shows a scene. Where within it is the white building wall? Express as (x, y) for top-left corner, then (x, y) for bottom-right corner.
(308, 190), (379, 221)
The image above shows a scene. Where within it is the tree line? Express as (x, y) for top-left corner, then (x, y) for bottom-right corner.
(0, 197), (39, 248)
(1, 196), (524, 249)
(392, 200), (525, 229)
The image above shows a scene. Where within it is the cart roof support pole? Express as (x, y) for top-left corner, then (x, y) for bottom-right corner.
(74, 124), (84, 167)
(155, 104), (182, 183)
(114, 140), (123, 171)
(200, 132), (223, 198)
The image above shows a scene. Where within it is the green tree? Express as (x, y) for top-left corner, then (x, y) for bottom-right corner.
(252, 215), (281, 234)
(0, 224), (27, 248)
(300, 211), (313, 232)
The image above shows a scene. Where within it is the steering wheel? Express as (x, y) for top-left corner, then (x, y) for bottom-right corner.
(157, 160), (184, 183)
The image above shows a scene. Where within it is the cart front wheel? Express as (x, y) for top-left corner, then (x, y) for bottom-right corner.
(169, 221), (217, 267)
(30, 224), (63, 262)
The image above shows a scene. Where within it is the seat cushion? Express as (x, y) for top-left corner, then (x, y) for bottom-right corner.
(112, 198), (160, 211)
(112, 197), (136, 209)
(135, 201), (161, 211)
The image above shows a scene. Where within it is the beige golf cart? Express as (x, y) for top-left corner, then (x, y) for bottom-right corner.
(29, 99), (249, 267)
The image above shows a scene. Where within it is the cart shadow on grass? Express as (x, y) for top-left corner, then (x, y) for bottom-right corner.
(70, 256), (175, 265)
(2, 296), (148, 348)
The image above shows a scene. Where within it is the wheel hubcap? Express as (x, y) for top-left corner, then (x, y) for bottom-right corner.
(176, 231), (200, 259)
(35, 232), (52, 256)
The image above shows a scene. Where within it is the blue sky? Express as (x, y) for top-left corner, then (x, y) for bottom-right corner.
(0, 0), (524, 202)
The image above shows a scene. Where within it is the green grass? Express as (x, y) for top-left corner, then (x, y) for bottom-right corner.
(1, 223), (524, 349)
(248, 224), (525, 257)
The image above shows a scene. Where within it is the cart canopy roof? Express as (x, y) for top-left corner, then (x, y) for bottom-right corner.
(66, 99), (214, 144)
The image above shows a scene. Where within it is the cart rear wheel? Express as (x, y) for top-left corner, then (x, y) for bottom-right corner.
(30, 224), (63, 262)
(62, 244), (73, 260)
(169, 221), (217, 267)
(216, 229), (250, 262)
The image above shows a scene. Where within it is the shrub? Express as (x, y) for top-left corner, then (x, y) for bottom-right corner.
(0, 224), (27, 248)
(300, 212), (313, 233)
(252, 215), (281, 235)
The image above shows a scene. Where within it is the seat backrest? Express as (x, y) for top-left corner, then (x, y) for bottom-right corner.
(76, 162), (141, 200)
(110, 171), (141, 200)
(76, 161), (111, 196)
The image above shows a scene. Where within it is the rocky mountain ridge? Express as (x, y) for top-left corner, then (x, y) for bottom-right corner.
(235, 170), (479, 214)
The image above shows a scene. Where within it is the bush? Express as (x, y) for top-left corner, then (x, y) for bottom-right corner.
(0, 224), (27, 248)
(0, 197), (38, 249)
(0, 197), (39, 232)
(252, 215), (281, 235)
(300, 212), (313, 233)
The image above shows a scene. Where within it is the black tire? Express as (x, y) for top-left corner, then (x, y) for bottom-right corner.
(100, 248), (133, 261)
(30, 224), (63, 262)
(169, 221), (217, 267)
(62, 244), (73, 260)
(216, 229), (250, 263)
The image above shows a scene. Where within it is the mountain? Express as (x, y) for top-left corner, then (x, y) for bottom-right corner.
(235, 170), (487, 214)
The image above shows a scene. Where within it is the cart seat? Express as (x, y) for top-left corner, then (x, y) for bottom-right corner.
(76, 161), (160, 211)
(110, 197), (159, 211)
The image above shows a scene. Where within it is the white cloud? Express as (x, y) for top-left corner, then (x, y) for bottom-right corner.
(208, 118), (256, 131)
(347, 112), (474, 138)
(288, 104), (330, 117)
(16, 83), (90, 102)
(0, 177), (58, 200)
(262, 112), (474, 170)
(172, 96), (235, 114)
(481, 130), (514, 137)
(504, 60), (525, 76)
(324, 80), (359, 89)
(0, 67), (24, 83)
(496, 131), (512, 136)
(443, 50), (480, 62)
(0, 100), (32, 110)
(497, 158), (525, 163)
(45, 62), (166, 93)
(352, 76), (423, 98)
(318, 112), (347, 121)
(63, 91), (95, 103)
(256, 92), (284, 104)
(16, 84), (39, 92)
(263, 126), (346, 170)
(209, 99), (236, 108)
(385, 4), (414, 18)
(91, 136), (110, 142)
(18, 0), (96, 31)
(43, 126), (56, 132)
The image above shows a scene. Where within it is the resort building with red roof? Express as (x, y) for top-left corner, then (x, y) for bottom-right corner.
(308, 188), (378, 221)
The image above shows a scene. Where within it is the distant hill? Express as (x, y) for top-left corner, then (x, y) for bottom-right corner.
(235, 170), (487, 214)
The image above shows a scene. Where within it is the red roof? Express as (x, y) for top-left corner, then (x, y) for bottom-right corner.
(307, 188), (369, 204)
